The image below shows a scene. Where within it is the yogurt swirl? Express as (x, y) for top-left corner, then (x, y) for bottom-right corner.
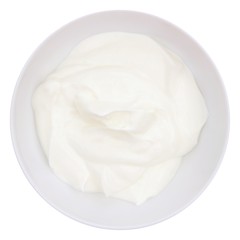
(32, 32), (208, 204)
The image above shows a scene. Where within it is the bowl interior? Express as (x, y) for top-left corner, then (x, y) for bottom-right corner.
(11, 11), (229, 229)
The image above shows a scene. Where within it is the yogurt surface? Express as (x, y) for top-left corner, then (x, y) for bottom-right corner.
(32, 32), (208, 205)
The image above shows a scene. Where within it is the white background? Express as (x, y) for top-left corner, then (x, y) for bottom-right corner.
(1, 0), (239, 239)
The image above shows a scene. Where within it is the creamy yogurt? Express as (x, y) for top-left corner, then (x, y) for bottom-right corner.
(32, 32), (208, 205)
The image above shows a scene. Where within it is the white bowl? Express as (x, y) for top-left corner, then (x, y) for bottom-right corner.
(10, 11), (229, 229)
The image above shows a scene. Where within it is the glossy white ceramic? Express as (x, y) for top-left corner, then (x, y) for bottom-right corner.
(11, 11), (229, 229)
